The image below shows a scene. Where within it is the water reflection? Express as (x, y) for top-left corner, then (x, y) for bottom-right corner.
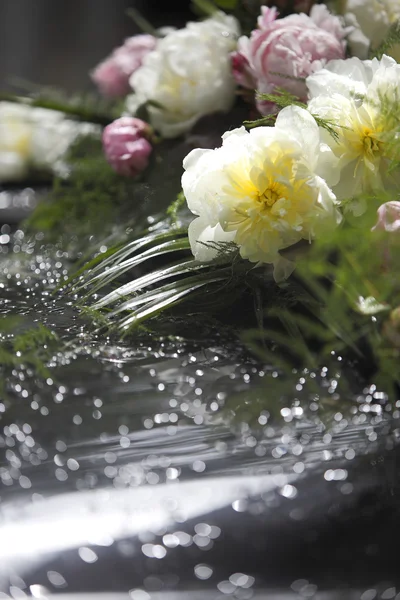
(1, 228), (400, 597)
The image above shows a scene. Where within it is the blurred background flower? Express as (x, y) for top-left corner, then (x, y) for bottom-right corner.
(91, 34), (157, 97)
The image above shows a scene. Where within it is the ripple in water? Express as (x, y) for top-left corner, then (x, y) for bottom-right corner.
(0, 227), (399, 598)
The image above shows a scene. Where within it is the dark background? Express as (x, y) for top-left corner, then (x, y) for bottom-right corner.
(0, 0), (193, 93)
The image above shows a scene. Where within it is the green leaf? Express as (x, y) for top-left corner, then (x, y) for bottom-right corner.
(215, 0), (238, 8)
(370, 18), (400, 59)
(191, 0), (218, 16)
(126, 7), (160, 36)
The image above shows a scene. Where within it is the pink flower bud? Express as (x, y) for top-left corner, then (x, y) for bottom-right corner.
(91, 34), (157, 97)
(103, 117), (153, 177)
(372, 201), (400, 233)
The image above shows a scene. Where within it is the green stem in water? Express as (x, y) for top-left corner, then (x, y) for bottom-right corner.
(0, 93), (114, 126)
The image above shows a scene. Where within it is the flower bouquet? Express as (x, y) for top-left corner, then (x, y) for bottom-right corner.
(2, 0), (400, 394)
(3, 2), (400, 597)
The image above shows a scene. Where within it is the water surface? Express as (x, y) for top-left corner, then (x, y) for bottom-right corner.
(1, 211), (400, 599)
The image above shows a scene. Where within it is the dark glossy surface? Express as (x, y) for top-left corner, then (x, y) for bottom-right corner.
(1, 225), (400, 599)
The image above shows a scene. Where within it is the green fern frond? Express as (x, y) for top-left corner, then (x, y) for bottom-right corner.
(0, 320), (59, 383)
(244, 88), (340, 141)
(256, 87), (307, 110)
(191, 0), (219, 16)
(243, 114), (276, 129)
(312, 115), (340, 141)
(166, 191), (187, 225)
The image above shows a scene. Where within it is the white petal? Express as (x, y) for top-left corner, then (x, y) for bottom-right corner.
(182, 148), (211, 172)
(188, 218), (236, 262)
(222, 126), (249, 143)
(275, 106), (320, 170)
(272, 255), (296, 283)
(0, 152), (28, 182)
(314, 142), (341, 188)
(307, 57), (371, 100)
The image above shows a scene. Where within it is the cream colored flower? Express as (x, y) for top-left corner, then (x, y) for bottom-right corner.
(0, 102), (99, 182)
(0, 103), (33, 181)
(344, 0), (400, 60)
(127, 13), (239, 138)
(307, 55), (400, 211)
(182, 106), (341, 280)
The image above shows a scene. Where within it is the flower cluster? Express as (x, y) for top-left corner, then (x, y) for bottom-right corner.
(5, 0), (400, 284)
(89, 2), (351, 179)
(3, 0), (398, 380)
(307, 54), (400, 210)
(182, 51), (400, 280)
(344, 0), (400, 60)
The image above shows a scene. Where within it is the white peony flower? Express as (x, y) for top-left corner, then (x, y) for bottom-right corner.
(127, 13), (240, 139)
(307, 55), (400, 211)
(182, 106), (341, 281)
(0, 103), (33, 181)
(344, 0), (400, 60)
(0, 102), (99, 183)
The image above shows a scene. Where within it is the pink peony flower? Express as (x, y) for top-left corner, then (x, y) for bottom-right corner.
(372, 201), (400, 233)
(231, 4), (347, 114)
(103, 117), (153, 177)
(91, 35), (157, 97)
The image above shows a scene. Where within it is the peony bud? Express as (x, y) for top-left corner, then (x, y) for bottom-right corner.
(372, 201), (400, 233)
(91, 34), (157, 98)
(103, 117), (152, 177)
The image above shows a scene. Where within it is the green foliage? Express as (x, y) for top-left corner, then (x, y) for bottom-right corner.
(166, 191), (187, 225)
(221, 363), (359, 427)
(191, 0), (245, 27)
(69, 187), (400, 397)
(244, 88), (339, 140)
(214, 0), (238, 8)
(0, 319), (59, 389)
(191, 0), (219, 16)
(257, 87), (307, 110)
(126, 7), (160, 36)
(370, 18), (400, 60)
(23, 135), (140, 243)
(312, 115), (341, 142)
(243, 89), (306, 129)
(70, 219), (292, 336)
(0, 90), (121, 125)
(190, 0), (239, 17)
(243, 213), (400, 394)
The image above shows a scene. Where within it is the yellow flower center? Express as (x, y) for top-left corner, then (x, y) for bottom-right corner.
(259, 187), (279, 207)
(0, 120), (31, 157)
(256, 180), (287, 211)
(361, 127), (383, 159)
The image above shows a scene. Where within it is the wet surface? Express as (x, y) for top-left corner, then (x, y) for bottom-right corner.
(1, 208), (400, 599)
